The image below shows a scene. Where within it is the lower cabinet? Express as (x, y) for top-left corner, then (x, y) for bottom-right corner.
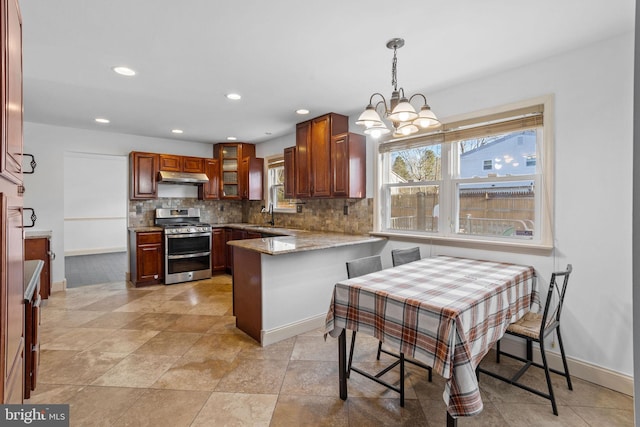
(129, 231), (163, 286)
(24, 260), (43, 400)
(211, 228), (226, 272)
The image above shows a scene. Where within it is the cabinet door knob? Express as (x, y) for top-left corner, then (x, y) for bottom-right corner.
(48, 251), (56, 260)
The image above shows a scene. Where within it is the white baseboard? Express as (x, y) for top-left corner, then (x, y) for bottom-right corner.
(499, 336), (633, 396)
(64, 247), (127, 256)
(261, 314), (326, 347)
(51, 279), (66, 293)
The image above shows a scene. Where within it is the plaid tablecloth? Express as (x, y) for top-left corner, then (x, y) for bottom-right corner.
(325, 255), (536, 418)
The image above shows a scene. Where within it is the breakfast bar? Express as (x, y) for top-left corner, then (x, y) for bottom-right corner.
(228, 232), (386, 346)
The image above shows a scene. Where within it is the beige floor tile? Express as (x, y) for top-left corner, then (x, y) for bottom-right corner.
(134, 331), (202, 356)
(348, 397), (428, 426)
(25, 383), (83, 404)
(192, 392), (278, 427)
(280, 360), (340, 397)
(91, 353), (180, 388)
(165, 314), (219, 333)
(40, 327), (114, 351)
(40, 308), (106, 328)
(291, 334), (339, 361)
(121, 312), (181, 330)
(152, 354), (238, 391)
(184, 333), (257, 360)
(81, 311), (144, 329)
(67, 386), (146, 427)
(80, 292), (150, 311)
(38, 350), (127, 385)
(204, 315), (245, 335)
(270, 395), (349, 427)
(237, 336), (295, 360)
(571, 406), (634, 426)
(492, 401), (590, 426)
(86, 329), (160, 353)
(116, 389), (210, 427)
(215, 358), (289, 394)
(187, 300), (232, 316)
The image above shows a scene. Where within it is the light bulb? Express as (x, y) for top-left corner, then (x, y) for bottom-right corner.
(370, 129), (382, 138)
(398, 112), (410, 122)
(401, 126), (412, 136)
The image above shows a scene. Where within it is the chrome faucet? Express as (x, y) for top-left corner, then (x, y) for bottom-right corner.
(261, 203), (275, 226)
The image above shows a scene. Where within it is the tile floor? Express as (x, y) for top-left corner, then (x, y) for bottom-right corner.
(28, 275), (634, 426)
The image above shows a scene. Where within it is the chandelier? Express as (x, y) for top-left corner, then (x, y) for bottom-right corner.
(356, 38), (440, 138)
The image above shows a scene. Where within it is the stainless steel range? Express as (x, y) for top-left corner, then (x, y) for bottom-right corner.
(155, 208), (212, 285)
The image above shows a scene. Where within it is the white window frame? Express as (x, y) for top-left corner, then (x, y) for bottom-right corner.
(265, 155), (296, 213)
(374, 95), (554, 251)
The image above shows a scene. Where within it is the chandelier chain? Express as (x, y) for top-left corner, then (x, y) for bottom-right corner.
(391, 46), (398, 91)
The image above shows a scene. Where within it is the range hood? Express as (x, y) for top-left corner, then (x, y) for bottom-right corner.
(157, 170), (209, 184)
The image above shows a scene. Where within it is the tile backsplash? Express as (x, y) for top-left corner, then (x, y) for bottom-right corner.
(128, 198), (373, 234)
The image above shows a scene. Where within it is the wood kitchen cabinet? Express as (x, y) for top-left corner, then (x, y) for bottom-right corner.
(198, 158), (220, 200)
(129, 231), (163, 286)
(295, 113), (349, 198)
(23, 260), (42, 400)
(331, 133), (366, 198)
(240, 156), (264, 200)
(283, 146), (296, 199)
(159, 154), (204, 173)
(214, 143), (257, 200)
(1, 0), (24, 404)
(24, 236), (52, 300)
(225, 228), (244, 273)
(211, 228), (226, 272)
(130, 152), (159, 200)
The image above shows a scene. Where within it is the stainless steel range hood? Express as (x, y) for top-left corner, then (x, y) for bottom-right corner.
(157, 170), (209, 184)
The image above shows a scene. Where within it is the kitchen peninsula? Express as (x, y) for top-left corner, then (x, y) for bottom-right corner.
(227, 229), (385, 346)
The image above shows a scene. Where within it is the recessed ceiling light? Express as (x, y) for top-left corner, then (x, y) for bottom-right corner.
(226, 93), (242, 100)
(95, 118), (110, 124)
(112, 66), (136, 76)
(296, 109), (310, 115)
(171, 129), (183, 134)
(226, 136), (237, 141)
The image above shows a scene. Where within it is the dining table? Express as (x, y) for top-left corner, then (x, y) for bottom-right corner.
(325, 255), (536, 426)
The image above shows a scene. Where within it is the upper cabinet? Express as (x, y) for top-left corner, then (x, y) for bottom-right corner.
(283, 146), (296, 199)
(130, 152), (158, 200)
(159, 154), (204, 173)
(294, 113), (365, 199)
(198, 158), (219, 200)
(240, 156), (263, 200)
(0, 0), (22, 185)
(213, 143), (261, 200)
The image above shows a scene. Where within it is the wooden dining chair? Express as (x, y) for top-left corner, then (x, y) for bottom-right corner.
(391, 246), (421, 267)
(478, 264), (573, 415)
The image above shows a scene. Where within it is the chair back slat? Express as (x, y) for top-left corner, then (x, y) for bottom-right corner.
(346, 255), (383, 279)
(541, 264), (572, 335)
(391, 247), (421, 267)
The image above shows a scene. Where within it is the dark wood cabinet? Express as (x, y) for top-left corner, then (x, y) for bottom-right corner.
(295, 113), (349, 198)
(214, 143), (260, 200)
(240, 156), (263, 200)
(130, 152), (159, 200)
(211, 228), (226, 272)
(24, 237), (52, 300)
(129, 231), (163, 286)
(0, 0), (24, 404)
(331, 133), (366, 198)
(160, 154), (204, 173)
(283, 146), (296, 199)
(0, 0), (22, 186)
(198, 158), (220, 200)
(23, 260), (42, 400)
(225, 228), (244, 273)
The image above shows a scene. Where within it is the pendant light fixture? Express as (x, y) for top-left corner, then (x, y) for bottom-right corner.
(356, 38), (440, 138)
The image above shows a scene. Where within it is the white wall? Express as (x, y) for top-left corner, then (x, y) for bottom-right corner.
(23, 124), (213, 284)
(420, 33), (634, 379)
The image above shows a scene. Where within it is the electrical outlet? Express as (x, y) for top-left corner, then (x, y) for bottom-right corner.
(220, 205), (224, 212)
(296, 205), (302, 213)
(343, 205), (348, 215)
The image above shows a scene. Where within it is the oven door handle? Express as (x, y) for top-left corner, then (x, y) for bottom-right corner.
(167, 251), (211, 260)
(165, 232), (212, 239)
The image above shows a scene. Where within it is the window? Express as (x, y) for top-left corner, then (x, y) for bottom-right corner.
(378, 99), (552, 248)
(267, 157), (296, 212)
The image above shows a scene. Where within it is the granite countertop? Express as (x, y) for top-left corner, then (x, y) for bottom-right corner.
(215, 223), (308, 236)
(25, 229), (52, 239)
(128, 226), (163, 232)
(227, 231), (385, 255)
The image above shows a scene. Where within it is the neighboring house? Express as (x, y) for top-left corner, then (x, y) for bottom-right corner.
(459, 130), (536, 179)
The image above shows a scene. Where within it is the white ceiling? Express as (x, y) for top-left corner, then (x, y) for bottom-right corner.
(20, 0), (635, 145)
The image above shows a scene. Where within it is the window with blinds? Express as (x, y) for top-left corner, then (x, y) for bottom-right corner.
(378, 100), (553, 247)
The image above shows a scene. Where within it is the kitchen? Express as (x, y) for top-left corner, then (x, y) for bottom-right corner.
(0, 0), (636, 425)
